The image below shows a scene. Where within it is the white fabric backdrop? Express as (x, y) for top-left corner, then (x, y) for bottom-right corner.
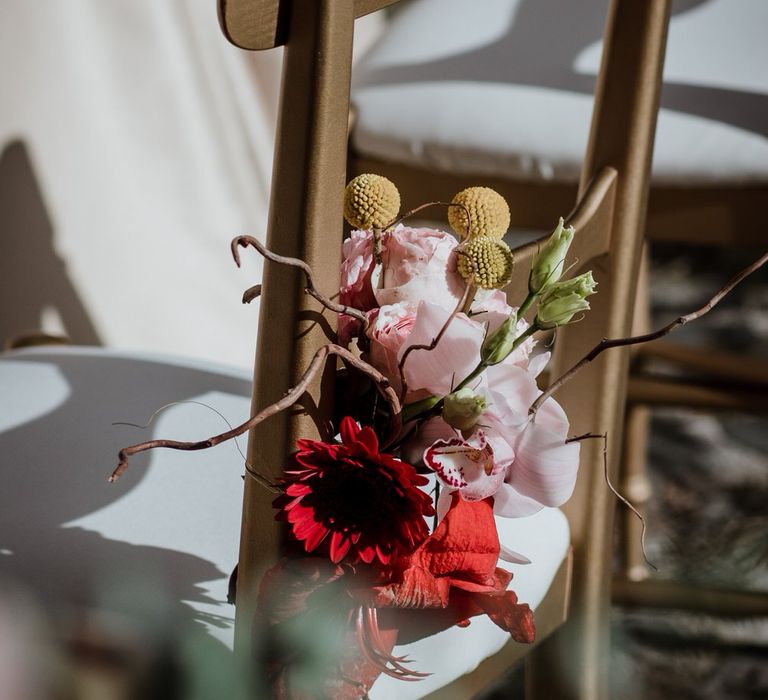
(0, 1), (381, 370)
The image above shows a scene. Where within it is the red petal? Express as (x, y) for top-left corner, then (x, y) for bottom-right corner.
(330, 531), (352, 563)
(472, 591), (536, 644)
(303, 521), (329, 551)
(355, 424), (380, 454)
(340, 417), (360, 445)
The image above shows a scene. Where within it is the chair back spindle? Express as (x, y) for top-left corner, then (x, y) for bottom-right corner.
(233, 0), (355, 640)
(526, 2), (671, 698)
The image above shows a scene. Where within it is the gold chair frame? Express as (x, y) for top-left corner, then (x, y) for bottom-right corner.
(219, 1), (671, 697)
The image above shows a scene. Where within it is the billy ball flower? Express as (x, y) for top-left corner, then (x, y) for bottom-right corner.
(457, 236), (514, 289)
(273, 417), (434, 566)
(343, 173), (401, 230)
(529, 217), (575, 294)
(535, 271), (597, 329)
(448, 186), (510, 240)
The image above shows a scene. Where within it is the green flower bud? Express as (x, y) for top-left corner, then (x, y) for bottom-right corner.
(535, 271), (597, 329)
(481, 314), (518, 366)
(442, 388), (487, 431)
(529, 217), (575, 294)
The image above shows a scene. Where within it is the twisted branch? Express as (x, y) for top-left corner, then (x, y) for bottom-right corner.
(110, 344), (401, 483)
(231, 236), (368, 328)
(530, 249), (768, 415)
(567, 432), (656, 571)
(241, 284), (262, 304)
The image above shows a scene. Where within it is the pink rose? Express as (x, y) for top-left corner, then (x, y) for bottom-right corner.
(365, 302), (417, 397)
(375, 226), (465, 310)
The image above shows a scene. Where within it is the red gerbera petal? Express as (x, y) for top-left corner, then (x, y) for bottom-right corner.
(274, 418), (434, 566)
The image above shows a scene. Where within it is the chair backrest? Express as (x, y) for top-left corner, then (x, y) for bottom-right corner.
(220, 1), (671, 696)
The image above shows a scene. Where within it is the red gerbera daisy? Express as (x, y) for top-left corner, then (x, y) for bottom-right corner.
(274, 417), (435, 565)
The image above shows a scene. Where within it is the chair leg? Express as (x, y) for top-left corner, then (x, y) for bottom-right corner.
(524, 606), (609, 700)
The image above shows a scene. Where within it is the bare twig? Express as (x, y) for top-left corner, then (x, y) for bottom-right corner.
(231, 236), (368, 328)
(530, 249), (768, 415)
(109, 344), (401, 483)
(569, 432), (657, 571)
(397, 276), (476, 404)
(115, 400), (277, 491)
(241, 284), (262, 304)
(383, 201), (472, 240)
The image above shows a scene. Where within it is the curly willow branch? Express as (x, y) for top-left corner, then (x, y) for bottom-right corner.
(231, 235), (369, 328)
(530, 249), (768, 416)
(567, 432), (657, 571)
(109, 344), (401, 483)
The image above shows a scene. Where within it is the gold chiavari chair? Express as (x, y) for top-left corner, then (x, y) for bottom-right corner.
(220, 0), (672, 697)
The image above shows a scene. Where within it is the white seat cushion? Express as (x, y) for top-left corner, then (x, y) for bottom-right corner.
(352, 0), (768, 186)
(370, 506), (569, 699)
(0, 347), (251, 647)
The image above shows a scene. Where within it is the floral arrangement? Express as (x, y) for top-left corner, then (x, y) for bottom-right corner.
(254, 175), (595, 697)
(108, 173), (768, 699)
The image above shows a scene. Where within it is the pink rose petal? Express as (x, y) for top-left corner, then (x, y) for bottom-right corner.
(399, 301), (485, 396)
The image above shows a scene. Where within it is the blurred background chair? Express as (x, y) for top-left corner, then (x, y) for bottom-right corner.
(221, 0), (670, 697)
(349, 0), (768, 622)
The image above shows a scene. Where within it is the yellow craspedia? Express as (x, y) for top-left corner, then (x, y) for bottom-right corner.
(343, 174), (401, 230)
(457, 236), (514, 289)
(448, 186), (510, 240)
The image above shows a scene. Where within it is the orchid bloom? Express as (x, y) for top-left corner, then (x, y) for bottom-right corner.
(399, 301), (580, 518)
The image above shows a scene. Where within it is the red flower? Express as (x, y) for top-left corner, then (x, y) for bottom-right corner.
(257, 495), (535, 698)
(363, 493), (536, 644)
(274, 417), (435, 565)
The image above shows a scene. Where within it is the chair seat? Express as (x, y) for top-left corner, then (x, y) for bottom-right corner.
(352, 0), (768, 186)
(0, 346), (569, 695)
(0, 347), (252, 648)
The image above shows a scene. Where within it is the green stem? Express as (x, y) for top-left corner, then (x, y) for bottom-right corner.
(401, 395), (441, 424)
(456, 322), (539, 390)
(508, 323), (538, 354)
(517, 291), (537, 319)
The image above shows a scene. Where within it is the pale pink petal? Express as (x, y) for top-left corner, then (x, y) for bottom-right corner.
(533, 394), (570, 438)
(493, 483), (544, 517)
(499, 545), (532, 565)
(339, 230), (377, 311)
(471, 289), (514, 316)
(424, 430), (505, 501)
(399, 301), (485, 396)
(484, 364), (540, 418)
(436, 487), (453, 523)
(527, 351), (551, 379)
(510, 417), (580, 507)
(484, 431), (515, 470)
